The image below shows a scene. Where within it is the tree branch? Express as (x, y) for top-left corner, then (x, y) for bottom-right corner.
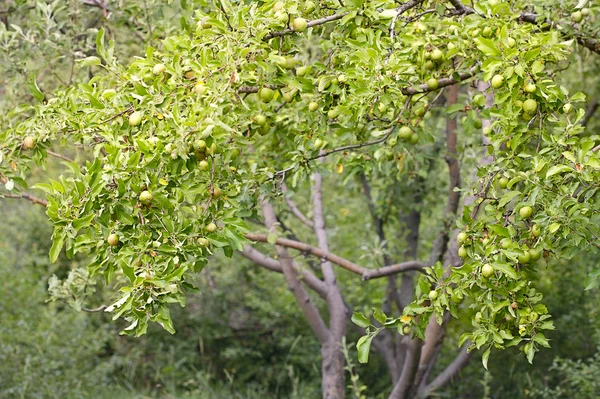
(282, 183), (313, 227)
(401, 66), (479, 96)
(260, 198), (330, 343)
(245, 233), (425, 279)
(389, 337), (422, 399)
(263, 12), (350, 40)
(240, 244), (329, 298)
(422, 343), (471, 395)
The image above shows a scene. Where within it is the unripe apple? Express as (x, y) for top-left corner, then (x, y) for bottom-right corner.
(481, 263), (494, 278)
(254, 114), (267, 126)
(194, 139), (207, 151)
(524, 83), (537, 93)
(292, 18), (308, 32)
(500, 238), (512, 249)
(522, 99), (538, 114)
(197, 237), (209, 246)
(327, 107), (341, 119)
(304, 1), (316, 13)
(571, 11), (583, 23)
(259, 87), (275, 102)
(273, 1), (284, 11)
(426, 78), (439, 90)
(581, 8), (590, 16)
(378, 102), (388, 113)
(489, 0), (499, 6)
(206, 222), (217, 232)
(403, 326), (411, 335)
(518, 250), (531, 264)
(22, 136), (35, 150)
(424, 60), (435, 70)
(475, 312), (483, 323)
(194, 83), (207, 95)
(308, 101), (319, 111)
(314, 138), (324, 148)
(519, 205), (533, 219)
(531, 224), (541, 237)
(211, 186), (222, 198)
(398, 126), (412, 141)
(153, 63), (166, 75)
(529, 248), (541, 261)
(337, 74), (348, 83)
(483, 126), (492, 135)
(457, 231), (467, 244)
(296, 66), (309, 76)
(471, 28), (481, 38)
(107, 233), (120, 247)
(507, 37), (516, 47)
(431, 48), (444, 61)
(428, 290), (438, 300)
(482, 27), (493, 38)
(447, 42), (456, 50)
(198, 160), (209, 171)
(139, 190), (153, 205)
(284, 57), (296, 69)
(563, 103), (573, 113)
(409, 133), (419, 144)
(491, 74), (504, 89)
(498, 177), (509, 189)
(472, 117), (483, 129)
(458, 246), (468, 258)
(129, 111), (143, 126)
(283, 92), (294, 103)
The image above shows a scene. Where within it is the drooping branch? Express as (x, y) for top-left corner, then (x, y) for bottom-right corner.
(245, 233), (425, 279)
(0, 176), (48, 207)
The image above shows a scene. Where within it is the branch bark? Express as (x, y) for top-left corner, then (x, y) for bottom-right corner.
(260, 198), (330, 344)
(282, 183), (314, 227)
(422, 344), (471, 395)
(245, 233), (425, 279)
(240, 244), (329, 298)
(401, 66), (479, 96)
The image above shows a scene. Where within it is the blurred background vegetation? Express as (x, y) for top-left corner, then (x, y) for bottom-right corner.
(1, 1), (600, 398)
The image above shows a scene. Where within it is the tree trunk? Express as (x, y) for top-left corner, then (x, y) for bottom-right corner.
(321, 337), (346, 399)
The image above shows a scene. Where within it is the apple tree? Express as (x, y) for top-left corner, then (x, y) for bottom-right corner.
(1, 0), (600, 398)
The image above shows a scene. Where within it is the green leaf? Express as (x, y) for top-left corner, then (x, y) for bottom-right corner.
(352, 312), (371, 329)
(49, 229), (65, 263)
(357, 334), (374, 364)
(474, 38), (501, 57)
(26, 73), (44, 102)
(546, 165), (571, 178)
(482, 347), (491, 370)
(493, 262), (518, 279)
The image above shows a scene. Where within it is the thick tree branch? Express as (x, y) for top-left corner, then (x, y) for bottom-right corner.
(389, 337), (422, 399)
(428, 85), (460, 264)
(261, 199), (330, 343)
(422, 344), (471, 395)
(311, 168), (347, 336)
(245, 233), (425, 279)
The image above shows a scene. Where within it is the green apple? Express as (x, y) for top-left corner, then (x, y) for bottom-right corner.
(198, 160), (209, 171)
(139, 190), (153, 205)
(292, 18), (308, 32)
(524, 83), (537, 93)
(259, 87), (275, 102)
(107, 233), (120, 247)
(22, 136), (35, 150)
(481, 263), (494, 278)
(519, 205), (533, 219)
(522, 99), (538, 113)
(491, 74), (504, 89)
(426, 78), (439, 90)
(308, 101), (319, 111)
(399, 126), (412, 140)
(254, 114), (267, 126)
(129, 111), (143, 126)
(429, 290), (438, 300)
(571, 11), (583, 23)
(206, 222), (217, 232)
(153, 63), (166, 75)
(458, 246), (468, 258)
